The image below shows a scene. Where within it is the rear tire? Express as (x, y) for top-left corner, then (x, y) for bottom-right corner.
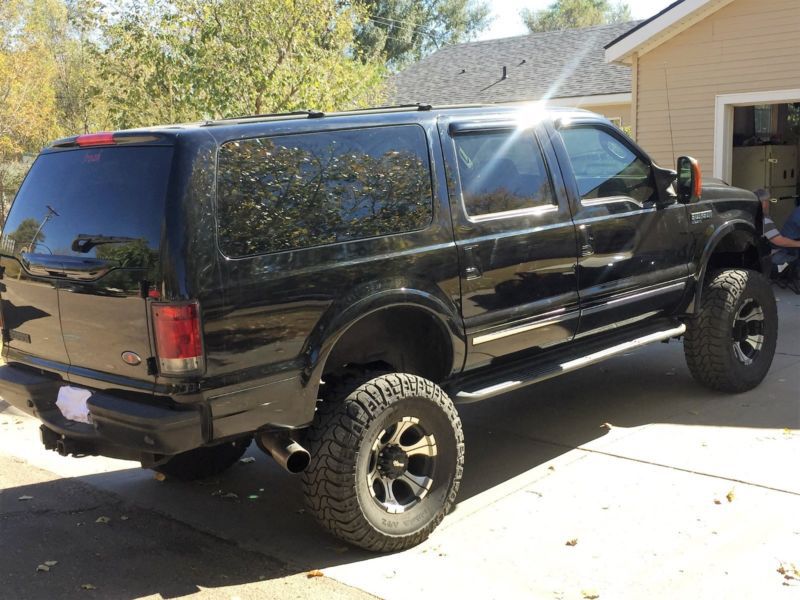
(153, 437), (252, 481)
(684, 269), (777, 393)
(302, 373), (464, 552)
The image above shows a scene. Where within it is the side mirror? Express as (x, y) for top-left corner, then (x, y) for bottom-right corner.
(676, 156), (702, 203)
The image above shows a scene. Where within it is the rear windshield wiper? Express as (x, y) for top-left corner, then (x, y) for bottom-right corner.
(71, 234), (139, 253)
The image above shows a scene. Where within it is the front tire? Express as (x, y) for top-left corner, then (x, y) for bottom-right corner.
(684, 269), (777, 393)
(302, 373), (464, 552)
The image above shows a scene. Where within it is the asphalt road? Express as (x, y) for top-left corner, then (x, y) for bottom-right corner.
(1, 287), (799, 599)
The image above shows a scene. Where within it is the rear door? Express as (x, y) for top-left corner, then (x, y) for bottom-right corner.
(1, 145), (172, 389)
(440, 118), (580, 370)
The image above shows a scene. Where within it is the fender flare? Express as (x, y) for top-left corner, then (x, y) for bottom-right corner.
(690, 219), (764, 312)
(299, 285), (465, 398)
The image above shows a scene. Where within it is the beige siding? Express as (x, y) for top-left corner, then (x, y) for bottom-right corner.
(581, 103), (632, 129)
(635, 0), (800, 169)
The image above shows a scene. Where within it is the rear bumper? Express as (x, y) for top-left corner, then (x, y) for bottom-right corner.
(0, 363), (203, 458)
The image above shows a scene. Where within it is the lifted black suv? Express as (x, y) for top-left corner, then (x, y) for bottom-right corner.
(0, 105), (776, 551)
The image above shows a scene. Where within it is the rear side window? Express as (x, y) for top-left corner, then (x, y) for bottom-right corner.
(2, 147), (171, 264)
(454, 129), (555, 217)
(216, 125), (433, 257)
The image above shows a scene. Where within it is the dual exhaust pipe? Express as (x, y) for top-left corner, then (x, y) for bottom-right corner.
(257, 431), (310, 474)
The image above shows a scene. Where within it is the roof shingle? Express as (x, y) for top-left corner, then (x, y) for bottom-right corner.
(389, 21), (638, 105)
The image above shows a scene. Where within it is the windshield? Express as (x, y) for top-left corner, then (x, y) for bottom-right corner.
(2, 146), (172, 267)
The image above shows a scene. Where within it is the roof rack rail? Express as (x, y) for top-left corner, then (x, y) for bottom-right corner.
(344, 103), (433, 112)
(215, 109), (325, 122)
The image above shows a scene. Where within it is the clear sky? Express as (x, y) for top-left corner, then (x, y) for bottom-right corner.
(477, 0), (677, 40)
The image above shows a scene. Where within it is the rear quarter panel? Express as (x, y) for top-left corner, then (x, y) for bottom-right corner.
(172, 115), (464, 431)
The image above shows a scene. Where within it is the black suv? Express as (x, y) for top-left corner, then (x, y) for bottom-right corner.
(0, 105), (776, 551)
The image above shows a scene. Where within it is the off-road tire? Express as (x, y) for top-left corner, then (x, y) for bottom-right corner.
(302, 373), (464, 552)
(684, 269), (777, 393)
(153, 437), (252, 481)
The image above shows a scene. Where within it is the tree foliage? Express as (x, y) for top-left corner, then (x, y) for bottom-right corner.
(101, 0), (386, 128)
(521, 0), (631, 33)
(353, 0), (490, 69)
(0, 0), (403, 209)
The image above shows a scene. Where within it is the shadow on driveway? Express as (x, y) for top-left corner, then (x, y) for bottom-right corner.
(2, 291), (798, 599)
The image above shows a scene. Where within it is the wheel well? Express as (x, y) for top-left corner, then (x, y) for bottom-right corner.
(705, 230), (761, 274)
(322, 307), (453, 385)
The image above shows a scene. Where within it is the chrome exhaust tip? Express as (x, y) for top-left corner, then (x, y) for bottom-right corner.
(256, 432), (310, 474)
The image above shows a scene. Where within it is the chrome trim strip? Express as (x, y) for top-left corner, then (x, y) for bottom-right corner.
(582, 280), (687, 316)
(472, 307), (575, 346)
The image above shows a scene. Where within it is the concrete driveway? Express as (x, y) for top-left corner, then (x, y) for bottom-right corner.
(1, 288), (799, 599)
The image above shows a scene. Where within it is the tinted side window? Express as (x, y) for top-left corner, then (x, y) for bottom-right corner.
(216, 125), (433, 257)
(559, 126), (655, 205)
(453, 130), (555, 217)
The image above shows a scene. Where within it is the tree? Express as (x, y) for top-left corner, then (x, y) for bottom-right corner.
(100, 0), (386, 128)
(0, 0), (63, 209)
(521, 0), (631, 33)
(353, 0), (491, 70)
(7, 217), (45, 251)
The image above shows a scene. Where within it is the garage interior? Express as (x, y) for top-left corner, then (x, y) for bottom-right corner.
(731, 103), (800, 228)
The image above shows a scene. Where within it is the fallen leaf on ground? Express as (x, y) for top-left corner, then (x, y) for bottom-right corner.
(95, 516), (110, 524)
(777, 562), (799, 581)
(726, 490), (735, 503)
(307, 570), (324, 578)
(548, 465), (555, 471)
(581, 590), (600, 599)
(239, 456), (256, 464)
(713, 499), (721, 505)
(566, 539), (578, 546)
(120, 516), (129, 521)
(36, 564), (50, 572)
(220, 492), (239, 500)
(81, 583), (97, 590)
(18, 495), (33, 501)
(153, 472), (166, 481)
(44, 561), (58, 567)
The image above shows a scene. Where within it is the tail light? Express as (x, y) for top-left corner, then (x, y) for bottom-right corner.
(151, 301), (204, 375)
(76, 132), (115, 147)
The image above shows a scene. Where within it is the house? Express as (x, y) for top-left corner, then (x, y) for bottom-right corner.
(606, 0), (800, 227)
(389, 22), (637, 129)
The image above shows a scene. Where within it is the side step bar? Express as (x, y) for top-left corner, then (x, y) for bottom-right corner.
(451, 323), (686, 403)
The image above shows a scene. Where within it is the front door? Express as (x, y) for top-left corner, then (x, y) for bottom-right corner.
(549, 121), (691, 337)
(440, 119), (580, 370)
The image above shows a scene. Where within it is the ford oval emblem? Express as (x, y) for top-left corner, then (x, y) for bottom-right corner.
(121, 351), (142, 366)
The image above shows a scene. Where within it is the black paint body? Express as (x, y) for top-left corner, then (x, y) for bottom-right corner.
(0, 106), (763, 459)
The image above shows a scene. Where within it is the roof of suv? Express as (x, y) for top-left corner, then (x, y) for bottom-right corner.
(47, 104), (607, 151)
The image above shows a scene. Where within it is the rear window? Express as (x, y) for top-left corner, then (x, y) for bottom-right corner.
(215, 125), (434, 257)
(1, 147), (172, 265)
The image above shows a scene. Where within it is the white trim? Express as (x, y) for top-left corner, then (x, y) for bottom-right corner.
(713, 89), (800, 181)
(545, 93), (631, 108)
(605, 0), (735, 64)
